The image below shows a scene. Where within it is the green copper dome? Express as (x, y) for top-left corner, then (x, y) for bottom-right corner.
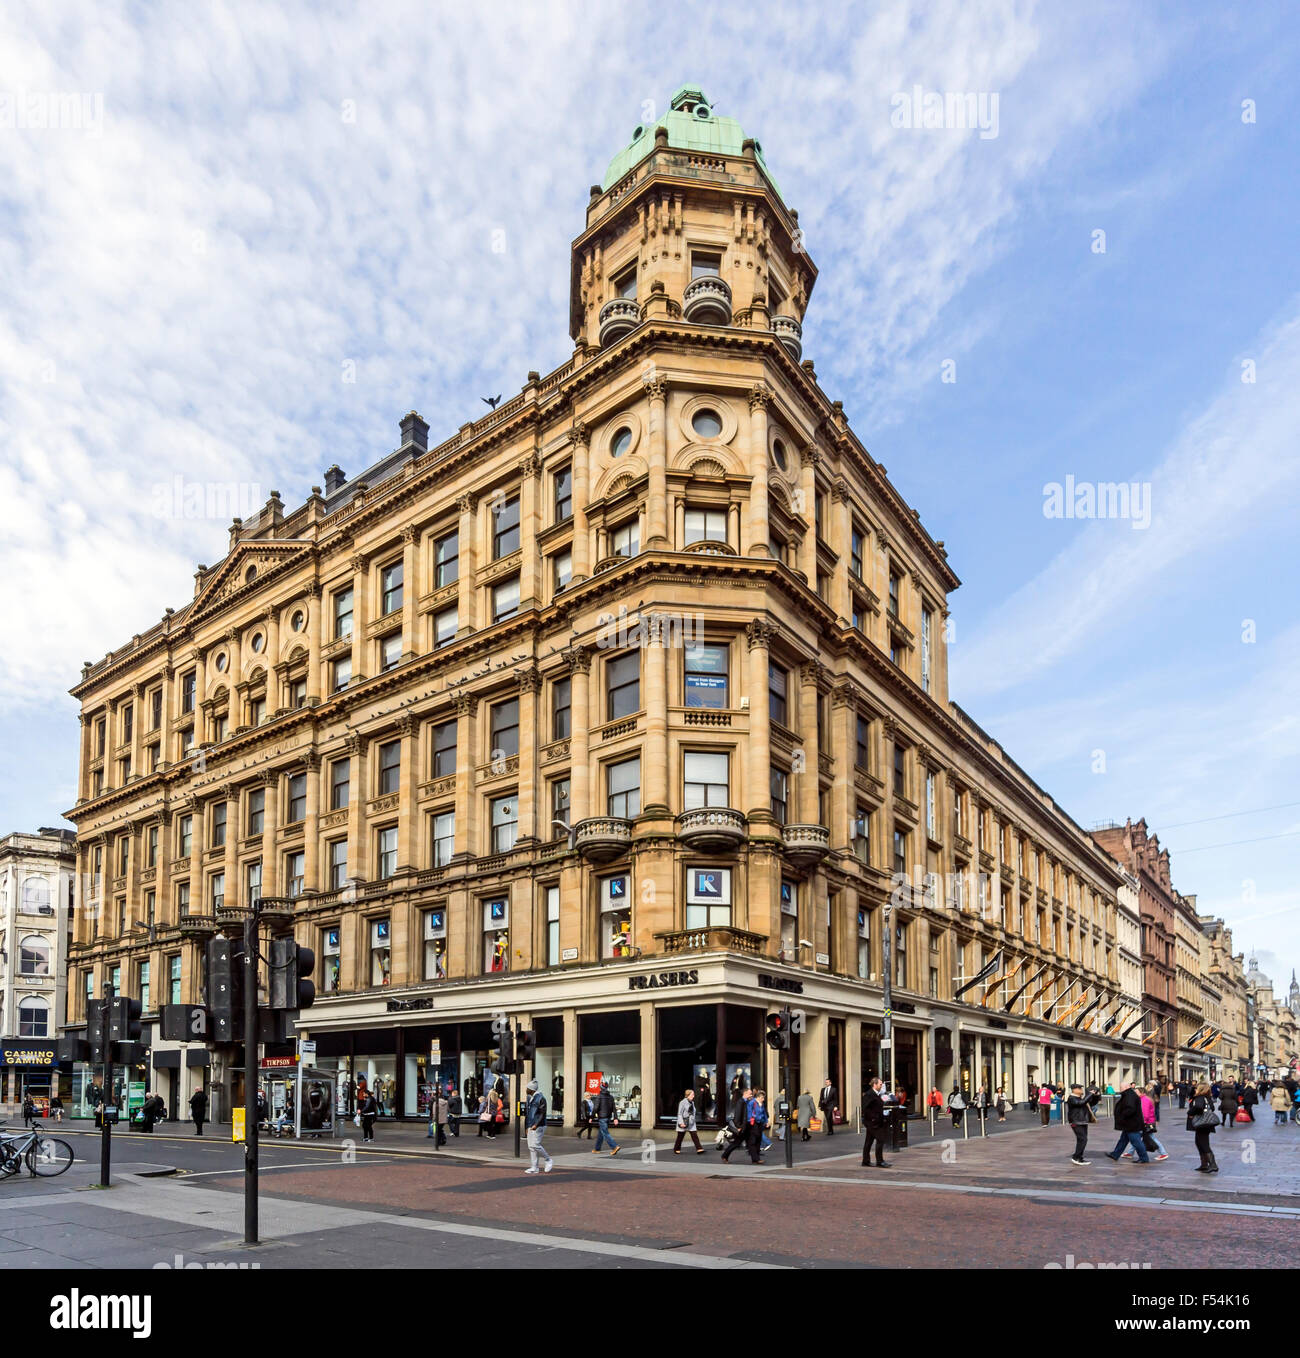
(602, 85), (784, 204)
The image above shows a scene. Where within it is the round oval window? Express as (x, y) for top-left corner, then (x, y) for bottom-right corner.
(611, 427), (632, 458)
(291, 610), (305, 632)
(245, 565), (257, 583)
(692, 409), (723, 439)
(772, 439), (787, 471)
(250, 633), (264, 653)
(214, 653), (228, 672)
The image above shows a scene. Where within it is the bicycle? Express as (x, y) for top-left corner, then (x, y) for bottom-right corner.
(0, 1120), (75, 1178)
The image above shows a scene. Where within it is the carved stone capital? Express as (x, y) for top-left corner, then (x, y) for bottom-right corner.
(304, 750), (322, 771)
(516, 666), (543, 694)
(456, 492), (479, 515)
(398, 712), (417, 737)
(642, 374), (668, 402)
(350, 553), (369, 575)
(831, 477), (852, 504)
(569, 420), (590, 451)
(454, 690), (477, 717)
(800, 444), (821, 471)
(518, 453), (542, 479)
(402, 525), (419, 545)
(563, 644), (592, 675)
(745, 619), (776, 651)
(747, 382), (773, 412)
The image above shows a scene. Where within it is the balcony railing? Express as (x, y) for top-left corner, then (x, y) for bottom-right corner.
(781, 823), (831, 867)
(676, 807), (746, 852)
(682, 275), (732, 326)
(657, 926), (766, 957)
(598, 298), (640, 347)
(574, 816), (633, 862)
(772, 314), (802, 359)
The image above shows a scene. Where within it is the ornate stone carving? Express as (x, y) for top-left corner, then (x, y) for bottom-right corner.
(563, 645), (592, 675)
(831, 477), (852, 504)
(454, 689), (477, 716)
(518, 453), (542, 478)
(402, 525), (419, 544)
(398, 712), (417, 737)
(350, 553), (368, 575)
(745, 619), (776, 650)
(747, 382), (773, 411)
(516, 666), (543, 694)
(642, 374), (668, 402)
(569, 420), (590, 450)
(303, 750), (322, 771)
(456, 491), (479, 515)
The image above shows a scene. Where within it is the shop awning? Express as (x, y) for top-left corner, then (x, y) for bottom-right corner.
(151, 1050), (181, 1069)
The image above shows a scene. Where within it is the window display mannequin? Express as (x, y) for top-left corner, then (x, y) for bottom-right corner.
(490, 931), (509, 973)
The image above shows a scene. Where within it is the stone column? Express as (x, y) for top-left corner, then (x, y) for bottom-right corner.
(567, 647), (592, 824)
(643, 374), (669, 548)
(155, 811), (171, 926)
(797, 662), (823, 824)
(305, 582), (322, 703)
(304, 751), (321, 892)
(345, 735), (368, 883)
(189, 800), (204, 914)
(674, 497), (685, 549)
(745, 383), (772, 555)
(452, 693), (477, 858)
(797, 445), (820, 585)
(349, 553), (369, 681)
(570, 423), (592, 583)
(516, 667), (541, 844)
(644, 617), (669, 816)
(519, 453), (541, 608)
(401, 526), (419, 659)
(563, 1007), (580, 1129)
(78, 712), (93, 802)
(744, 620), (775, 823)
(224, 628), (243, 723)
(130, 682), (145, 777)
(638, 1000), (658, 1128)
(456, 494), (478, 636)
(222, 783), (239, 909)
(397, 714), (417, 872)
(845, 1015), (863, 1133)
(263, 606), (281, 706)
(830, 683), (856, 844)
(262, 767), (281, 896)
(832, 480), (852, 621)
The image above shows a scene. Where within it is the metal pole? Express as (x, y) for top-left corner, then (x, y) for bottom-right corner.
(513, 1025), (521, 1160)
(243, 904), (259, 1246)
(783, 1047), (793, 1168)
(881, 900), (893, 1094)
(99, 985), (114, 1188)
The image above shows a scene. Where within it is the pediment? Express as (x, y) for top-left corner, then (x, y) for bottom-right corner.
(192, 541), (312, 617)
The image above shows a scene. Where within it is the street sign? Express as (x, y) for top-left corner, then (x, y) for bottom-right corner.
(430, 1040), (442, 1064)
(881, 1038), (893, 1049)
(232, 1108), (246, 1143)
(300, 1040), (316, 1060)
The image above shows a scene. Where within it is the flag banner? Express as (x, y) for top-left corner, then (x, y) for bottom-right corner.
(982, 956), (1025, 1007)
(1196, 1028), (1222, 1052)
(1003, 963), (1047, 1013)
(1072, 992), (1104, 1030)
(1141, 1029), (1160, 1046)
(1040, 977), (1078, 1022)
(953, 950), (1003, 1001)
(1185, 1024), (1209, 1049)
(1056, 989), (1090, 1026)
(1121, 1010), (1149, 1042)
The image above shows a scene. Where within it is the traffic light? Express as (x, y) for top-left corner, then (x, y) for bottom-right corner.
(516, 1029), (536, 1063)
(489, 1026), (515, 1077)
(56, 1034), (89, 1066)
(86, 1001), (106, 1063)
(765, 1010), (791, 1051)
(270, 937), (316, 1011)
(207, 936), (246, 1043)
(108, 995), (143, 1044)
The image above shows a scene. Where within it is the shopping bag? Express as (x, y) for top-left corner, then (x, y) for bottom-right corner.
(809, 1117), (823, 1131)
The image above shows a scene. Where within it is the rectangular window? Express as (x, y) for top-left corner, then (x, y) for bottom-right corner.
(769, 662), (788, 725)
(248, 788), (265, 835)
(851, 525), (864, 579)
(853, 807), (870, 864)
(434, 607), (457, 647)
(606, 652), (640, 719)
(684, 507), (727, 543)
(334, 586), (354, 639)
(554, 467), (572, 522)
(489, 796), (518, 854)
(492, 576), (520, 622)
(150, 688), (163, 730)
(330, 759), (350, 810)
(431, 810), (455, 867)
(289, 678), (307, 708)
(424, 909), (448, 981)
(377, 826), (398, 879)
(169, 954), (181, 1005)
(287, 773), (307, 823)
(888, 570), (900, 617)
(210, 871), (225, 911)
(552, 678), (571, 740)
(610, 519), (639, 559)
(545, 885), (561, 966)
(925, 773), (935, 837)
(895, 922), (908, 989)
(857, 907), (871, 980)
(376, 740), (400, 795)
(432, 720), (457, 777)
(380, 632), (402, 672)
(770, 766), (789, 825)
(493, 495), (521, 559)
(684, 642), (728, 709)
(490, 699), (520, 758)
(322, 927), (341, 992)
(328, 839), (348, 890)
(893, 827), (907, 877)
(607, 757), (641, 819)
(434, 530), (459, 587)
(176, 881), (190, 917)
(286, 851), (305, 899)
(685, 865), (731, 928)
(380, 561), (403, 615)
(245, 860), (262, 906)
(249, 696), (266, 726)
(553, 548), (572, 592)
(370, 918), (391, 986)
(615, 264), (638, 298)
(550, 778), (570, 833)
(484, 898), (509, 972)
(122, 704), (133, 744)
(855, 715), (870, 769)
(211, 714), (227, 744)
(683, 750), (729, 809)
(691, 250), (722, 279)
(893, 744), (906, 798)
(146, 824), (158, 868)
(921, 606), (933, 694)
(332, 656), (352, 692)
(601, 874), (632, 958)
(211, 803), (227, 848)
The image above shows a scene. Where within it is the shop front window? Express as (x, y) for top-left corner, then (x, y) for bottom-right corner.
(685, 867), (730, 929)
(601, 874), (632, 958)
(370, 919), (391, 987)
(580, 1010), (641, 1124)
(484, 898), (509, 972)
(322, 927), (340, 991)
(857, 907), (870, 979)
(779, 880), (797, 960)
(424, 909), (447, 981)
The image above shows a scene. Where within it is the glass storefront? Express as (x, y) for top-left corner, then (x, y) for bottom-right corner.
(533, 1016), (564, 1122)
(580, 1010), (641, 1124)
(656, 1004), (763, 1125)
(959, 1031), (976, 1094)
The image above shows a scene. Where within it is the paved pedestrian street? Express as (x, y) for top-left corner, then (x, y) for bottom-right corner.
(6, 1114), (1295, 1274)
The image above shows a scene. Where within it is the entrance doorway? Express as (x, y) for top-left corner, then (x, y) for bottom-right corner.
(894, 1030), (920, 1111)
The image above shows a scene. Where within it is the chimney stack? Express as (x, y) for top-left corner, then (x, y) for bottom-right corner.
(324, 464), (346, 495)
(400, 410), (429, 452)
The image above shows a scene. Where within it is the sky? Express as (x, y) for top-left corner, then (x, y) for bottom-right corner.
(0, 2), (1295, 990)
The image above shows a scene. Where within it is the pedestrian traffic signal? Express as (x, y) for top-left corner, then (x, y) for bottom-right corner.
(207, 936), (246, 1043)
(270, 936), (316, 1011)
(490, 1026), (515, 1076)
(108, 995), (143, 1043)
(765, 1010), (792, 1050)
(516, 1028), (536, 1063)
(86, 1001), (106, 1063)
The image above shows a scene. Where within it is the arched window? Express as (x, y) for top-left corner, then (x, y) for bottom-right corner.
(19, 997), (49, 1037)
(19, 935), (50, 976)
(22, 877), (50, 913)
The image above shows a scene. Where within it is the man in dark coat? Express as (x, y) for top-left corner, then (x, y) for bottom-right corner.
(190, 1086), (208, 1136)
(818, 1078), (837, 1136)
(1066, 1083), (1101, 1164)
(860, 1077), (890, 1167)
(1104, 1081), (1150, 1163)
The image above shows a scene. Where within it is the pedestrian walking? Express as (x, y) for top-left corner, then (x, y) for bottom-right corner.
(139, 1091), (164, 1134)
(21, 1094), (35, 1127)
(994, 1087), (1009, 1122)
(1104, 1081), (1151, 1164)
(744, 1089), (770, 1164)
(1218, 1081), (1239, 1127)
(720, 1086), (752, 1162)
(592, 1081), (620, 1155)
(448, 1087), (461, 1136)
(796, 1089), (816, 1142)
(1176, 1079), (1189, 1110)
(427, 1088), (449, 1146)
(189, 1086), (208, 1136)
(1270, 1083), (1291, 1124)
(49, 1094), (63, 1123)
(948, 1086), (966, 1127)
(1131, 1085), (1169, 1159)
(860, 1076), (891, 1168)
(523, 1079), (553, 1174)
(1038, 1083), (1054, 1126)
(975, 1085), (992, 1127)
(1065, 1083), (1100, 1163)
(1240, 1081), (1258, 1122)
(358, 1088), (379, 1142)
(818, 1078), (837, 1135)
(926, 1087), (944, 1121)
(574, 1092), (595, 1139)
(672, 1088), (706, 1154)
(1188, 1081), (1218, 1172)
